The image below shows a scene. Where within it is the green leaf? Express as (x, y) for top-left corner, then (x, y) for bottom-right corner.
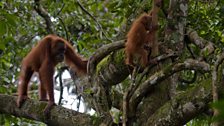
(211, 100), (224, 122)
(0, 42), (6, 50)
(0, 86), (7, 93)
(0, 21), (7, 36)
(5, 14), (17, 26)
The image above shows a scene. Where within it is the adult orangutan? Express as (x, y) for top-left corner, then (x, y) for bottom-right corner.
(17, 34), (87, 115)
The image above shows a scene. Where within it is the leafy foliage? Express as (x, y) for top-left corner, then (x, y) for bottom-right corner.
(212, 100), (224, 122)
(188, 0), (224, 45)
(0, 0), (224, 125)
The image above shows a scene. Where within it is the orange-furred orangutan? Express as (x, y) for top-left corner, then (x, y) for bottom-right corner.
(17, 34), (87, 115)
(125, 0), (161, 68)
(125, 13), (155, 67)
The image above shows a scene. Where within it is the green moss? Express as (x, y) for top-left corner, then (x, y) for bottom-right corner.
(96, 55), (110, 74)
(96, 49), (125, 74)
(176, 78), (212, 104)
(90, 114), (102, 126)
(113, 49), (125, 63)
(146, 78), (213, 125)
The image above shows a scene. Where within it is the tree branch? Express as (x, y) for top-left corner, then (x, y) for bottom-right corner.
(144, 78), (213, 126)
(0, 94), (99, 126)
(59, 17), (70, 41)
(129, 59), (210, 116)
(34, 0), (55, 34)
(211, 52), (224, 126)
(76, 0), (111, 41)
(187, 28), (215, 57)
(87, 40), (125, 76)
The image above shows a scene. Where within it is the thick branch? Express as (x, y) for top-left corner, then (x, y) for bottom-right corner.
(211, 52), (224, 126)
(87, 40), (125, 75)
(144, 78), (213, 126)
(187, 28), (206, 48)
(129, 59), (210, 113)
(0, 94), (99, 126)
(187, 28), (215, 56)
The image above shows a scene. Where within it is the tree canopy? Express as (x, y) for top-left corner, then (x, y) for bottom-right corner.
(0, 0), (224, 126)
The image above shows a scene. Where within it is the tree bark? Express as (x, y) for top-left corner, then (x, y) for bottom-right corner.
(0, 94), (101, 126)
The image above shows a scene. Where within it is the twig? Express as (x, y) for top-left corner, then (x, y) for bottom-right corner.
(56, 3), (65, 16)
(76, 0), (112, 41)
(76, 95), (81, 112)
(57, 66), (68, 105)
(34, 0), (55, 34)
(58, 70), (64, 105)
(59, 17), (70, 41)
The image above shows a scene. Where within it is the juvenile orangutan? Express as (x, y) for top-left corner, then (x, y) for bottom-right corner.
(125, 13), (156, 67)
